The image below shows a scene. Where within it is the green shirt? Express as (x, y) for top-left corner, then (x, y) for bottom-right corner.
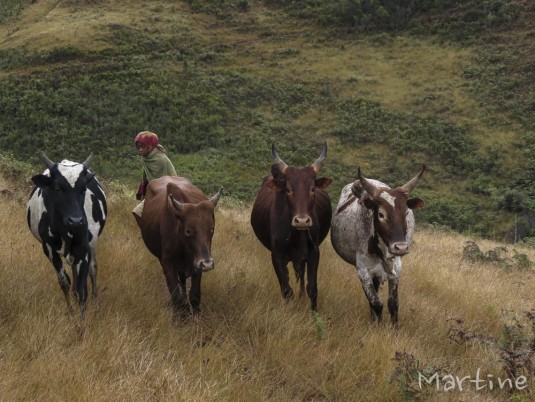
(141, 145), (177, 182)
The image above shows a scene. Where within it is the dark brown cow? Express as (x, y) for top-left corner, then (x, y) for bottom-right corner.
(134, 176), (222, 318)
(250, 143), (332, 311)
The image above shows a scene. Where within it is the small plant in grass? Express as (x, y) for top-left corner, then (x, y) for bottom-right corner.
(462, 240), (534, 271)
(311, 311), (325, 340)
(447, 311), (535, 395)
(389, 351), (446, 401)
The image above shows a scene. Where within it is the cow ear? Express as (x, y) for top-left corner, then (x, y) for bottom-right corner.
(270, 164), (286, 185)
(362, 197), (375, 210)
(407, 197), (425, 210)
(315, 177), (332, 189)
(351, 181), (364, 198)
(267, 166), (286, 190)
(32, 174), (52, 188)
(85, 172), (95, 183)
(266, 178), (285, 190)
(168, 194), (185, 220)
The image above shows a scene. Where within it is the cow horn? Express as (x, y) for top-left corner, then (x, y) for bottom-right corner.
(169, 194), (184, 212)
(210, 188), (223, 207)
(311, 141), (327, 173)
(82, 153), (94, 169)
(358, 167), (380, 198)
(40, 152), (55, 169)
(271, 143), (288, 173)
(399, 164), (426, 194)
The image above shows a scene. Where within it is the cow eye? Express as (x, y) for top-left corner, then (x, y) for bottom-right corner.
(54, 185), (61, 192)
(378, 211), (386, 220)
(185, 229), (195, 238)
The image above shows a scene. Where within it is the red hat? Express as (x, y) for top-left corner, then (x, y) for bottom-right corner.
(134, 131), (159, 148)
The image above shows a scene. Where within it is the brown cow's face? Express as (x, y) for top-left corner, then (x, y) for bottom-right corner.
(363, 188), (424, 258)
(167, 196), (219, 272)
(269, 166), (332, 230)
(357, 165), (426, 259)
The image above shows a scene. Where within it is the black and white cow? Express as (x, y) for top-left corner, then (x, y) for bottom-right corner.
(330, 166), (425, 326)
(27, 153), (107, 314)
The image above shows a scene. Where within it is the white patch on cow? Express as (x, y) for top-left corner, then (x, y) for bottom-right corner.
(58, 161), (84, 187)
(379, 191), (396, 207)
(56, 269), (67, 282)
(85, 189), (106, 247)
(406, 210), (415, 242)
(27, 191), (47, 242)
(377, 235), (393, 259)
(330, 183), (373, 266)
(45, 244), (53, 260)
(60, 240), (67, 256)
(74, 260), (82, 274)
(382, 256), (402, 279)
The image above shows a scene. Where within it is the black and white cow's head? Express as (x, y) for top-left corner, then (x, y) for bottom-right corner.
(31, 153), (95, 230)
(354, 166), (426, 258)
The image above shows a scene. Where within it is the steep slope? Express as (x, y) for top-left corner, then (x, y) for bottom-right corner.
(0, 0), (533, 241)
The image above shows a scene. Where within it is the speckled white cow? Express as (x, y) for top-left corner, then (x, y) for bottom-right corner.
(330, 166), (425, 326)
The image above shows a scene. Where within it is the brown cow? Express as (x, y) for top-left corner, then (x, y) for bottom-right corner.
(250, 143), (332, 311)
(133, 176), (222, 318)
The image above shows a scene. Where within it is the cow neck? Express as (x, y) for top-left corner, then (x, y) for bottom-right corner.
(368, 233), (400, 276)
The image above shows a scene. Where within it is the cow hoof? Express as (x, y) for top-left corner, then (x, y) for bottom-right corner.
(172, 311), (190, 326)
(171, 303), (192, 324)
(282, 288), (294, 301)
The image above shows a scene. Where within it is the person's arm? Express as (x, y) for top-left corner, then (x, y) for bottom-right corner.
(136, 166), (149, 200)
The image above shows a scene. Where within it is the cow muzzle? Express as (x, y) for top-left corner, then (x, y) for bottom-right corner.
(292, 215), (312, 230)
(66, 215), (84, 228)
(389, 242), (410, 257)
(196, 258), (215, 272)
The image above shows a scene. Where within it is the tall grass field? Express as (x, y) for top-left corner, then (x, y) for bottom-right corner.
(1, 1), (534, 400)
(0, 171), (533, 401)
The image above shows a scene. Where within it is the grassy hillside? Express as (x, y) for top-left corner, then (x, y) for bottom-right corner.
(0, 165), (534, 401)
(0, 0), (534, 242)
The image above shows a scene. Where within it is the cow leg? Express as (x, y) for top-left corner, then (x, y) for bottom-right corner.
(271, 254), (293, 301)
(306, 251), (320, 311)
(292, 261), (305, 295)
(44, 245), (73, 311)
(387, 277), (399, 327)
(162, 261), (189, 320)
(356, 266), (383, 323)
(88, 248), (98, 298)
(175, 272), (191, 319)
(72, 257), (89, 316)
(189, 271), (202, 317)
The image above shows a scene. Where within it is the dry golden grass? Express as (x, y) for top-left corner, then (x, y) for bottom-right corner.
(0, 172), (534, 401)
(0, 0), (195, 52)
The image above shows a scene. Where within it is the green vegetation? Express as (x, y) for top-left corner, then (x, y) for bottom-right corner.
(0, 0), (34, 23)
(0, 0), (533, 242)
